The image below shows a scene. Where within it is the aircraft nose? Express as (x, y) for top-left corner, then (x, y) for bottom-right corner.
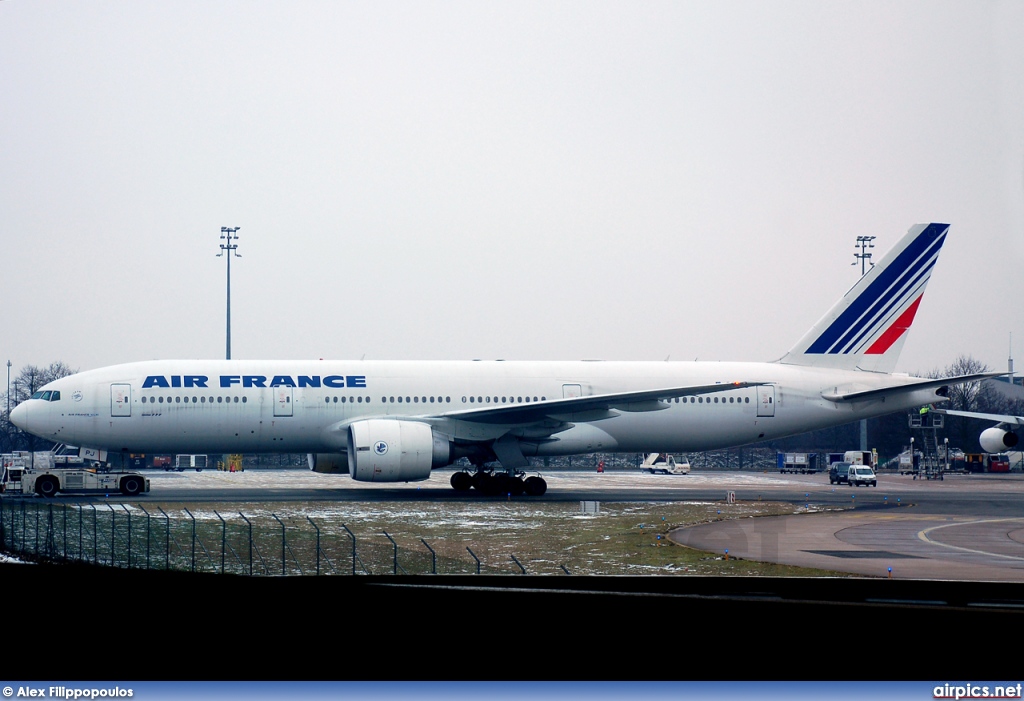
(10, 402), (29, 432)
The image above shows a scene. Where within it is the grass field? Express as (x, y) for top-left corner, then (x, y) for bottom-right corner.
(132, 497), (852, 577)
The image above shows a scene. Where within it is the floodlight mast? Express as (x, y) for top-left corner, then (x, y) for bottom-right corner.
(852, 235), (876, 451)
(853, 235), (875, 276)
(218, 227), (241, 360)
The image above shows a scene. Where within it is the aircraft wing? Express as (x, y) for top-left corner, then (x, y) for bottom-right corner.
(821, 372), (1005, 403)
(438, 381), (768, 425)
(931, 408), (1024, 426)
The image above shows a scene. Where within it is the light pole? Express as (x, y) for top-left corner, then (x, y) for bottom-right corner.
(218, 227), (241, 360)
(852, 235), (876, 451)
(6, 360), (10, 446)
(853, 236), (875, 276)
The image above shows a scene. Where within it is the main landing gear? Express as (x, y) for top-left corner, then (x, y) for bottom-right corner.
(450, 468), (547, 496)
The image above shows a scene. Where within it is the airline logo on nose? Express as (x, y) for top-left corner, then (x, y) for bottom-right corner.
(374, 441), (389, 456)
(72, 391), (83, 402)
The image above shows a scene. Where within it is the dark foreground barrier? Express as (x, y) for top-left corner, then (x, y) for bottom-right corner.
(2, 560), (1017, 680)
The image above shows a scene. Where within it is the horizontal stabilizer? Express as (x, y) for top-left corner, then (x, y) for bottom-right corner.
(822, 372), (1004, 403)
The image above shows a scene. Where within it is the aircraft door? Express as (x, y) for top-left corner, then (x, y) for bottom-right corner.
(111, 384), (131, 417)
(757, 386), (775, 417)
(274, 387), (293, 417)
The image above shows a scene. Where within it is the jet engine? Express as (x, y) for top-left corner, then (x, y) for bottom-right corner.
(347, 419), (451, 482)
(307, 453), (349, 474)
(980, 427), (1019, 453)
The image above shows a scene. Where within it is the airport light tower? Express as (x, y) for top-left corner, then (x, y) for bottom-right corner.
(853, 236), (875, 276)
(852, 235), (876, 451)
(218, 227), (241, 360)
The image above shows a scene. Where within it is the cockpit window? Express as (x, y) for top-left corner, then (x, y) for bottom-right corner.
(50, 391), (60, 401)
(40, 391), (52, 401)
(31, 391), (45, 400)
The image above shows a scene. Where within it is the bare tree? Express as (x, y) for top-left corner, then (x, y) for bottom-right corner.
(943, 354), (991, 412)
(1, 361), (78, 452)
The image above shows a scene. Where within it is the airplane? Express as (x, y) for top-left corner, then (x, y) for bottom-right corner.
(11, 222), (1001, 497)
(931, 408), (1021, 453)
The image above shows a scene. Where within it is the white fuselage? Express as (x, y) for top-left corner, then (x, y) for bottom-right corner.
(14, 359), (940, 457)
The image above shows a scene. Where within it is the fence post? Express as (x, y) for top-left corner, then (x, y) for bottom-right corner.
(157, 506), (170, 570)
(122, 505), (132, 569)
(107, 504), (117, 567)
(90, 504), (97, 565)
(239, 512), (252, 576)
(383, 531), (398, 575)
(467, 547), (481, 575)
(62, 504), (67, 561)
(306, 517), (321, 576)
(342, 524), (356, 576)
(421, 539), (436, 575)
(271, 513), (286, 576)
(78, 505), (83, 563)
(511, 554), (527, 574)
(214, 511), (226, 575)
(184, 508), (196, 573)
(138, 504), (151, 570)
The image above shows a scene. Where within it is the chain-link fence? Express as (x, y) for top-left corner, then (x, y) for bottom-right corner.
(0, 499), (491, 576)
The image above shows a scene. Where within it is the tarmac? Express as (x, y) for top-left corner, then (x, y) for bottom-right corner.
(669, 472), (1024, 581)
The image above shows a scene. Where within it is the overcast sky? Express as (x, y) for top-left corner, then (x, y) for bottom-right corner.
(3, 1), (1023, 379)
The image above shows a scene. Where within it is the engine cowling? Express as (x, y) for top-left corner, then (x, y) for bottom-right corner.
(347, 419), (451, 482)
(980, 427), (1019, 453)
(307, 453), (349, 474)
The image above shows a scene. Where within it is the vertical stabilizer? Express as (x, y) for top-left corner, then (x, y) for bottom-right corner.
(779, 223), (949, 373)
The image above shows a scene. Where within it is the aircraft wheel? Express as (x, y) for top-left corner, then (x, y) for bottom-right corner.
(450, 471), (472, 491)
(507, 478), (526, 496)
(471, 471), (488, 491)
(491, 473), (511, 495)
(524, 476), (547, 496)
(36, 476), (59, 498)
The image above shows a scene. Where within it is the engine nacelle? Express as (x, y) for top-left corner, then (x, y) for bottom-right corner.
(307, 453), (349, 474)
(980, 427), (1019, 453)
(347, 419), (451, 482)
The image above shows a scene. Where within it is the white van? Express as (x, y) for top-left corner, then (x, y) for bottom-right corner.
(848, 465), (877, 487)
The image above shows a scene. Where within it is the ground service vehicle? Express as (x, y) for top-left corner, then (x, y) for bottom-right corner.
(848, 466), (878, 486)
(777, 452), (820, 474)
(1, 453), (28, 494)
(641, 453), (690, 475)
(19, 467), (150, 497)
(829, 462), (852, 485)
(965, 453), (1011, 473)
(174, 454), (208, 471)
(844, 450), (877, 468)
